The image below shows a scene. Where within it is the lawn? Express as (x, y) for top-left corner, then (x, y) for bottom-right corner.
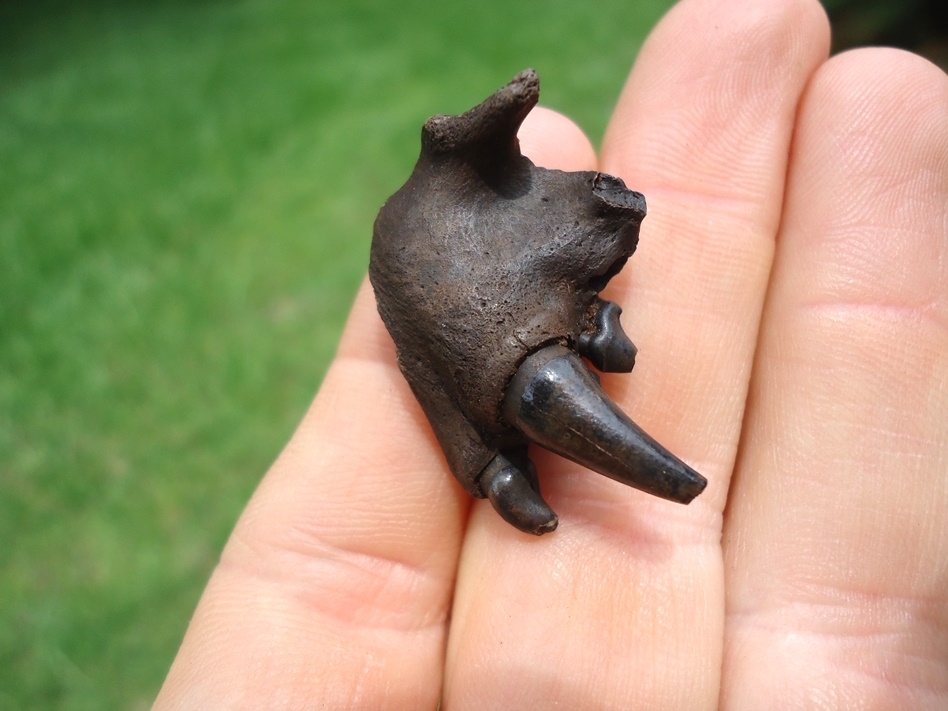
(0, 0), (674, 707)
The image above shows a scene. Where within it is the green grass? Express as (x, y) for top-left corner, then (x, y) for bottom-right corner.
(0, 0), (673, 707)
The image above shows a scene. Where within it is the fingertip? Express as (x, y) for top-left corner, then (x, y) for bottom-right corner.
(602, 0), (830, 192)
(806, 46), (948, 157)
(788, 46), (948, 254)
(518, 106), (597, 172)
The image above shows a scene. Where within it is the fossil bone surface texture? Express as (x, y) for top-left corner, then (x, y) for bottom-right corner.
(369, 69), (706, 535)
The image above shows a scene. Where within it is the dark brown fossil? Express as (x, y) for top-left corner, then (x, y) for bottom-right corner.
(369, 69), (706, 535)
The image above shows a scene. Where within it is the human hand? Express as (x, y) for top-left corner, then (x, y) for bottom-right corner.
(154, 0), (948, 708)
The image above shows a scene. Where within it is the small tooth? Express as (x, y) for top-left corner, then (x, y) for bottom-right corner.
(480, 453), (558, 535)
(577, 299), (637, 373)
(503, 345), (707, 504)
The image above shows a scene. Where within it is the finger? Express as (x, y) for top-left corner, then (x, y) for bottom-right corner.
(721, 49), (948, 708)
(518, 106), (598, 171)
(154, 283), (465, 710)
(444, 1), (829, 708)
(153, 107), (599, 710)
(599, 0), (829, 494)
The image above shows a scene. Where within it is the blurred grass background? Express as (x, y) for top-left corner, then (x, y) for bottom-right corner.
(1, 1), (945, 709)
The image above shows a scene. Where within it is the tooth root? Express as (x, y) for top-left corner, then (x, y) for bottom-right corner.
(503, 345), (707, 504)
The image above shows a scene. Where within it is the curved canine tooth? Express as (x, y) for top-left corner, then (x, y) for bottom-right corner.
(503, 345), (707, 504)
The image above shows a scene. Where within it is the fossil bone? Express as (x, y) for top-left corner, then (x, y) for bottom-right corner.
(369, 69), (706, 534)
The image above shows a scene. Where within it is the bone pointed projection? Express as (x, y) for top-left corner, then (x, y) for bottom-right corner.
(369, 69), (706, 535)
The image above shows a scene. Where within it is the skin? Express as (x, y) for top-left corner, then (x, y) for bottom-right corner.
(153, 0), (948, 708)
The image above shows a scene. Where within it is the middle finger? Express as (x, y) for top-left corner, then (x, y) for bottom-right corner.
(444, 1), (829, 708)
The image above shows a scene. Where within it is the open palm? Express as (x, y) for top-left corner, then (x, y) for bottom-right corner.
(155, 0), (948, 708)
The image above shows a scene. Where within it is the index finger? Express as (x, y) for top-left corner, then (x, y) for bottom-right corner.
(153, 283), (467, 709)
(153, 111), (600, 710)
